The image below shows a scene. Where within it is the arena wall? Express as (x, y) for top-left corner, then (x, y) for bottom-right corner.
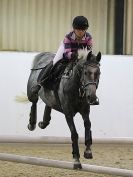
(0, 52), (133, 138)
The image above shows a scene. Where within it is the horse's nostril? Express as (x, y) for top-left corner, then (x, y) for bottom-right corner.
(87, 95), (95, 102)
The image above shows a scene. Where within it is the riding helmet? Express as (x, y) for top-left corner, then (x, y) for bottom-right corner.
(72, 16), (89, 30)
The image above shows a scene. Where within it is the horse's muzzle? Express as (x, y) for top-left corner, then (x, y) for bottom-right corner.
(87, 95), (97, 104)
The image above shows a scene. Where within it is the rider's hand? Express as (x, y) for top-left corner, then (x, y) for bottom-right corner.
(71, 52), (78, 61)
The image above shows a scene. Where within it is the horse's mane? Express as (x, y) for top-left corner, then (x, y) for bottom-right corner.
(78, 48), (91, 60)
(77, 48), (100, 66)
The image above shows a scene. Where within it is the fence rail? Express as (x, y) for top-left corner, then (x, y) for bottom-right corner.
(0, 136), (133, 144)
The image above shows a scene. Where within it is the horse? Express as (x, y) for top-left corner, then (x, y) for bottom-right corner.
(27, 50), (101, 169)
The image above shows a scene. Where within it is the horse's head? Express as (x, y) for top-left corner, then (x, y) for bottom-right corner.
(78, 50), (101, 104)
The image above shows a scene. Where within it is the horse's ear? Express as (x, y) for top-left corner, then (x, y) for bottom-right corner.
(87, 51), (92, 61)
(96, 52), (101, 62)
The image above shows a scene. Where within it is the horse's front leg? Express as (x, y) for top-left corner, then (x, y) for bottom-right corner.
(65, 115), (82, 169)
(81, 111), (93, 159)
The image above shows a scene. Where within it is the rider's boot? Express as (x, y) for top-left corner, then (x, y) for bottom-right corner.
(32, 62), (53, 95)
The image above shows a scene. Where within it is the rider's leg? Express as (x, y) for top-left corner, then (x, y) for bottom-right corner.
(32, 42), (64, 94)
(32, 62), (53, 94)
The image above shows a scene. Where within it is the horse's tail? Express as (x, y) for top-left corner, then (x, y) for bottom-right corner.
(15, 92), (29, 103)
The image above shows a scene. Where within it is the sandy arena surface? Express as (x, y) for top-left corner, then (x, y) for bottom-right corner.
(0, 143), (133, 177)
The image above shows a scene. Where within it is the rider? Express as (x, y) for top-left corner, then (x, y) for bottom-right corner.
(32, 16), (99, 105)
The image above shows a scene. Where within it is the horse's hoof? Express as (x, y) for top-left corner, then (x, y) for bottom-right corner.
(28, 124), (36, 131)
(38, 121), (49, 129)
(84, 150), (93, 159)
(73, 159), (82, 170)
(73, 162), (82, 169)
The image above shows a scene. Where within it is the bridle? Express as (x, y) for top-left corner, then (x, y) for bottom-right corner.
(79, 63), (100, 97)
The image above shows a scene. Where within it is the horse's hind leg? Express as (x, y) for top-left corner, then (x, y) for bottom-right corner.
(28, 102), (37, 131)
(27, 90), (38, 131)
(38, 105), (51, 129)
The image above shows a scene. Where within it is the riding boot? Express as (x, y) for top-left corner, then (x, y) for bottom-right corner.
(32, 62), (53, 95)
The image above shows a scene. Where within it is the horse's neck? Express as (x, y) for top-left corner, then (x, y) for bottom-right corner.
(70, 64), (81, 86)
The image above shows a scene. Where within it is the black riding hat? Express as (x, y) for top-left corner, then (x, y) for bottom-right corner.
(72, 16), (89, 30)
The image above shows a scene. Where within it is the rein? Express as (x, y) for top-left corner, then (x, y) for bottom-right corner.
(31, 66), (46, 71)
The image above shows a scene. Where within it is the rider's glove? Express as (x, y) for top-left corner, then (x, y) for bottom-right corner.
(71, 52), (78, 61)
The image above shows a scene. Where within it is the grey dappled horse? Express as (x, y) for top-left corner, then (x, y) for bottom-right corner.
(27, 50), (101, 169)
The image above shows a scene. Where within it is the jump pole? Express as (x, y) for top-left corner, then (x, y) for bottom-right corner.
(0, 153), (133, 177)
(0, 136), (133, 144)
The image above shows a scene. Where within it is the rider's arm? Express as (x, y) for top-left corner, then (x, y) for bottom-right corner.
(63, 36), (73, 59)
(86, 32), (93, 51)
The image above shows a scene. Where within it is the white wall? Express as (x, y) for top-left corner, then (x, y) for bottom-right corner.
(0, 52), (133, 138)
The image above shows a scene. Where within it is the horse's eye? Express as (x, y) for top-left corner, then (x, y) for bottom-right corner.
(84, 72), (87, 75)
